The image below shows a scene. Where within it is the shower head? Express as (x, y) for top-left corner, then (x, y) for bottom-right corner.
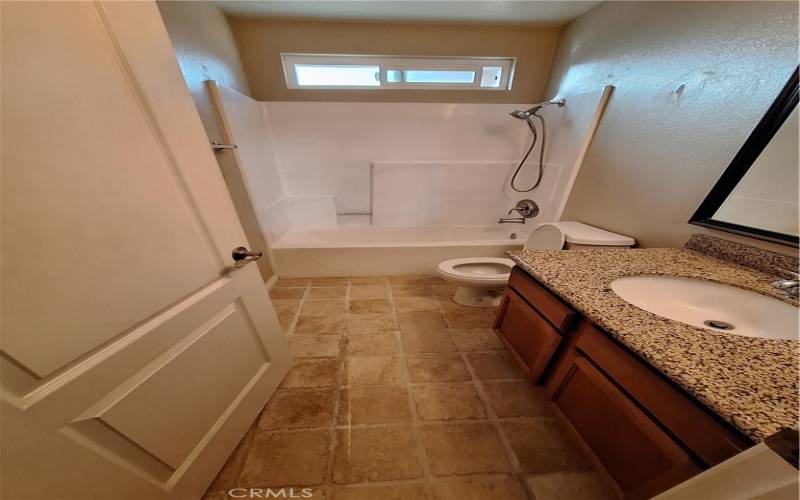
(509, 98), (566, 119)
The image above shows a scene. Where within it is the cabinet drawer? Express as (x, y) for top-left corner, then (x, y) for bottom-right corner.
(575, 323), (751, 466)
(551, 354), (700, 499)
(494, 288), (562, 381)
(508, 267), (576, 332)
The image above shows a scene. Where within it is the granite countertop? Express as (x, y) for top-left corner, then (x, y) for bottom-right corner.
(509, 247), (799, 442)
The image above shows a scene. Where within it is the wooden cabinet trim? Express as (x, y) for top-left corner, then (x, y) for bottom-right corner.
(508, 267), (577, 333)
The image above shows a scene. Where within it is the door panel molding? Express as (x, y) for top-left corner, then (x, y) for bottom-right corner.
(2, 277), (235, 410)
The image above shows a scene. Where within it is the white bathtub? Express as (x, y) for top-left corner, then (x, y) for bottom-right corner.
(271, 225), (530, 277)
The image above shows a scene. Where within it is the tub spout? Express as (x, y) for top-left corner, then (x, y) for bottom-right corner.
(497, 217), (526, 224)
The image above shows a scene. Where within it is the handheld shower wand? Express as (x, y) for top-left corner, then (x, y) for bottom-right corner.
(508, 99), (566, 192)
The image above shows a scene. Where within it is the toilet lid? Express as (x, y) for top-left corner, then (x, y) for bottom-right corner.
(523, 223), (565, 250)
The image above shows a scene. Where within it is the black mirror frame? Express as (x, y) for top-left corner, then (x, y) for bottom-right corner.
(689, 67), (799, 247)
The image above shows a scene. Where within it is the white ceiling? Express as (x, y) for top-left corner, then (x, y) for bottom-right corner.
(217, 1), (601, 26)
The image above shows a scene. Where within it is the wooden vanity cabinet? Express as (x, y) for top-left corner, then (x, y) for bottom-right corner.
(550, 351), (701, 499)
(494, 268), (752, 499)
(493, 267), (577, 381)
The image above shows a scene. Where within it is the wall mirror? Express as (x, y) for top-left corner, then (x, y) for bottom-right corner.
(690, 68), (799, 247)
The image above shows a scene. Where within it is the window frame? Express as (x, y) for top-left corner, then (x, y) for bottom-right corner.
(280, 53), (516, 90)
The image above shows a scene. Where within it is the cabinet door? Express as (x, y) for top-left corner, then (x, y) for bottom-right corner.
(494, 289), (562, 381)
(550, 355), (700, 499)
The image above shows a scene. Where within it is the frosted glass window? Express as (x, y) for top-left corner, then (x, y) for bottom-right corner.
(480, 67), (503, 88)
(403, 70), (476, 84)
(282, 54), (515, 90)
(294, 65), (380, 87)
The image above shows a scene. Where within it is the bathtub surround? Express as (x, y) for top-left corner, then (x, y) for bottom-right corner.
(207, 83), (288, 256)
(227, 17), (560, 104)
(157, 1), (274, 280)
(262, 101), (530, 215)
(545, 0), (799, 252)
(205, 89), (613, 276)
(370, 161), (557, 226)
(509, 248), (798, 441)
(684, 234), (799, 276)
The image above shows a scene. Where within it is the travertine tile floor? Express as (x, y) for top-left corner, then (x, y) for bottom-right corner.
(203, 276), (613, 500)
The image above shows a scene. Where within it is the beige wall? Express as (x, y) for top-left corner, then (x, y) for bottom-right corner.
(228, 17), (561, 103)
(157, 1), (275, 280)
(547, 1), (799, 255)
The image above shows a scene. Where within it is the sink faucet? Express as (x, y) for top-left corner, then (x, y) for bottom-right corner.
(770, 269), (799, 298)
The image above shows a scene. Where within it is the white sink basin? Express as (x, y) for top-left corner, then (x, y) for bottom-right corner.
(610, 275), (798, 341)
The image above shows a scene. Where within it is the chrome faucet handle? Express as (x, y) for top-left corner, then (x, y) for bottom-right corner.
(508, 199), (540, 219)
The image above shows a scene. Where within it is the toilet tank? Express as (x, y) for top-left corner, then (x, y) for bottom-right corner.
(556, 221), (636, 249)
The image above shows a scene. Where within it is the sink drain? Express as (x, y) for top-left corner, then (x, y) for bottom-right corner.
(704, 319), (735, 330)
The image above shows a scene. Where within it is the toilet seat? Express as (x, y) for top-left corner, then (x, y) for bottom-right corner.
(437, 257), (515, 286)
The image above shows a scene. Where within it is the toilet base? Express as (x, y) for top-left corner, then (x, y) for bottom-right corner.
(453, 286), (505, 308)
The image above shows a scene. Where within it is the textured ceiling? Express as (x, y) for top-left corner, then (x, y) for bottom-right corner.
(217, 1), (601, 25)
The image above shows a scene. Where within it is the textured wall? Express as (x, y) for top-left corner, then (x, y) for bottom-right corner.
(547, 1), (799, 254)
(157, 1), (275, 279)
(228, 17), (560, 103)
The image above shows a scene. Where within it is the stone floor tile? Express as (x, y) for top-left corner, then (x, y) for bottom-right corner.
(348, 355), (405, 386)
(449, 328), (504, 352)
(420, 423), (512, 475)
(332, 427), (422, 483)
(258, 388), (336, 430)
(294, 315), (345, 334)
(443, 310), (496, 328)
(411, 383), (486, 421)
(349, 299), (392, 314)
(430, 474), (527, 500)
(270, 288), (306, 300)
(338, 386), (412, 425)
(308, 287), (347, 299)
(345, 333), (399, 356)
(482, 381), (552, 417)
(275, 278), (311, 288)
(349, 277), (389, 286)
(466, 352), (526, 380)
(349, 285), (389, 299)
(406, 354), (471, 383)
(391, 285), (433, 297)
(344, 314), (398, 334)
(290, 335), (341, 358)
(394, 297), (440, 312)
(396, 311), (448, 331)
(400, 330), (457, 354)
(525, 471), (615, 500)
(310, 277), (350, 287)
(501, 418), (590, 473)
(330, 483), (426, 500)
(280, 359), (340, 388)
(240, 430), (330, 486)
(300, 299), (347, 317)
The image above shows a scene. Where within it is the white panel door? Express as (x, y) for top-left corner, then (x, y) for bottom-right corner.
(0, 2), (290, 499)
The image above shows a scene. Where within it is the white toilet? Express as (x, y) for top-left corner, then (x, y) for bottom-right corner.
(437, 222), (635, 307)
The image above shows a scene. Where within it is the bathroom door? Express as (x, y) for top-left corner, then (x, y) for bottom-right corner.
(0, 2), (290, 499)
